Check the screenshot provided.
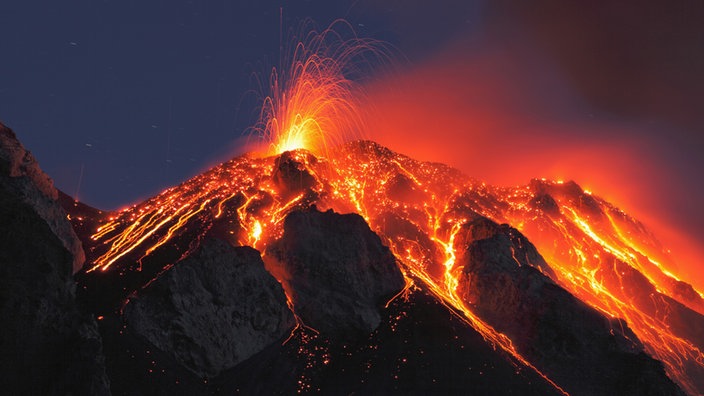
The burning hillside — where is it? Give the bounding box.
[61,137,702,395]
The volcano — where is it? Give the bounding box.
[2,121,703,395]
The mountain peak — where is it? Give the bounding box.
[52,138,704,395]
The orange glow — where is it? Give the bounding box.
[493,180,704,395]
[85,139,703,394]
[80,26,703,395]
[251,20,389,158]
[360,39,704,295]
[321,147,704,395]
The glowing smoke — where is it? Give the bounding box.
[359,33,704,291]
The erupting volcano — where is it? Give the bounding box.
[66,138,704,394]
[2,20,703,396]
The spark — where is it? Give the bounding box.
[250,19,392,158]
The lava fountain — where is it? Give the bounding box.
[250,19,391,157]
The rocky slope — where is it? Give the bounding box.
[125,239,295,378]
[456,216,683,395]
[267,207,406,336]
[0,123,109,395]
[3,125,697,394]
[0,125,85,273]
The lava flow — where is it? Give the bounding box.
[322,145,704,395]
[73,22,704,396]
[77,140,704,394]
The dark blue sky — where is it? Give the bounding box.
[1,0,702,254]
[0,0,483,208]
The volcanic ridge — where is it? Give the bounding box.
[1,122,703,395]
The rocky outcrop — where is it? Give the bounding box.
[267,207,406,336]
[272,150,319,198]
[455,216,684,396]
[125,238,295,378]
[0,123,109,395]
[0,124,85,272]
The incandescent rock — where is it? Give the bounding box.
[267,207,406,336]
[455,216,684,396]
[125,238,295,378]
[0,123,110,395]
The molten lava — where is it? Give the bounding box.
[80,141,704,395]
[75,22,704,396]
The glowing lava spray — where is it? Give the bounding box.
[251,19,392,157]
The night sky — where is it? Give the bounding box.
[2,0,482,209]
[2,1,703,278]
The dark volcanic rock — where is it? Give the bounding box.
[58,189,107,244]
[272,150,319,197]
[455,217,557,279]
[125,238,295,378]
[216,286,563,396]
[0,123,109,395]
[267,207,406,336]
[528,193,560,215]
[455,216,684,396]
[107,281,564,395]
[0,124,85,272]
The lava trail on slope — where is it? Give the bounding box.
[65,140,703,395]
